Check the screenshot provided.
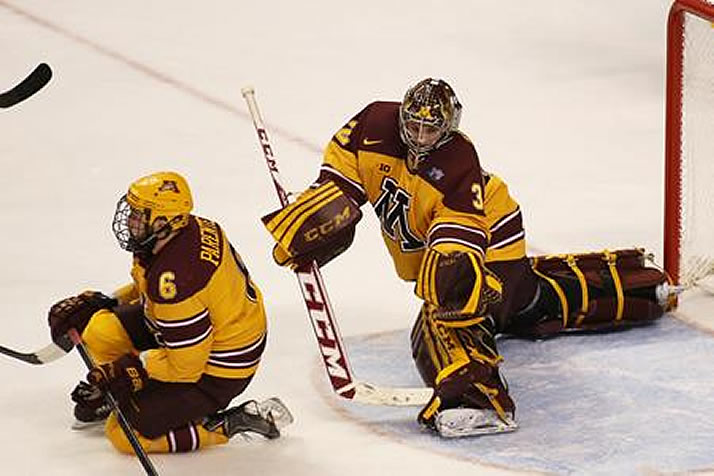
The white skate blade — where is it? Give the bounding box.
[258,397,294,430]
[435,408,518,438]
[71,418,106,430]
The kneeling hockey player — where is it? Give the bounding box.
[48,171,292,453]
[261,78,675,437]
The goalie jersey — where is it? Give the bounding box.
[318,101,526,281]
[130,216,267,382]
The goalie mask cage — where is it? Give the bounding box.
[665,0,714,287]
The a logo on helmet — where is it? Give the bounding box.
[159,180,180,193]
[416,106,435,120]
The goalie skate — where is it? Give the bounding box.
[435,408,518,438]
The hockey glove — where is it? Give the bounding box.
[87,353,148,406]
[416,249,502,323]
[262,181,362,271]
[48,290,118,344]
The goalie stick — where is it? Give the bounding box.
[0,63,52,108]
[241,86,434,407]
[67,329,159,476]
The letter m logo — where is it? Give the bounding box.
[373,177,424,252]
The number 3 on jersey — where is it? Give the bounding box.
[471,182,484,212]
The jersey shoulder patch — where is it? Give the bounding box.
[418,134,486,215]
[145,216,224,303]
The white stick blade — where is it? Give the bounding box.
[351,381,434,406]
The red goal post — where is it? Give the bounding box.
[665,0,714,287]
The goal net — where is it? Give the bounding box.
[665,0,714,291]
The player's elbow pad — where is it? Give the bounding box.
[416,249,503,321]
[262,181,362,270]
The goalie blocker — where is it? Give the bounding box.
[262,180,362,270]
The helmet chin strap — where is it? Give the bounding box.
[132,215,183,257]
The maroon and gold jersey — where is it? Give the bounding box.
[318,101,526,281]
[130,216,267,382]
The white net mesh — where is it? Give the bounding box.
[678,6,714,289]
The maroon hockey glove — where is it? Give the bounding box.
[87,353,148,405]
[48,291,118,344]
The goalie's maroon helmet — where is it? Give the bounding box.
[398,78,463,170]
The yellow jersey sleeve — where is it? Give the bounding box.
[145,296,213,382]
[318,107,372,205]
[482,174,526,262]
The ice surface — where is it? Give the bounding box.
[338,316,714,475]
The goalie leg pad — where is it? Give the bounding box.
[510,248,673,338]
[411,306,515,434]
[262,180,362,270]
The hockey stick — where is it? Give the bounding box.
[241,86,433,407]
[67,329,159,476]
[0,335,72,365]
[0,292,124,366]
[0,63,52,108]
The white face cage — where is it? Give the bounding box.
[112,194,153,253]
[398,78,463,167]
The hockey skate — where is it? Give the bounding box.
[434,407,518,438]
[70,381,112,429]
[203,397,293,440]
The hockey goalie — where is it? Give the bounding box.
[262,78,676,437]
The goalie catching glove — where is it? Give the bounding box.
[416,249,503,323]
[262,181,362,270]
[48,291,118,344]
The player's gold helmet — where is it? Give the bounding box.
[112,171,194,254]
[399,78,462,171]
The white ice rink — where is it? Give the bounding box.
[1,1,713,474]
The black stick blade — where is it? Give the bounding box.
[0,63,53,108]
[0,344,44,364]
[0,336,73,365]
